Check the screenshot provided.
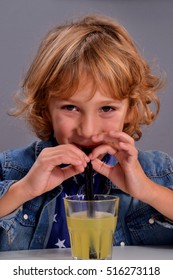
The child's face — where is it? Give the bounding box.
[49,79,129,150]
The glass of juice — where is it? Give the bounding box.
[64,194,119,260]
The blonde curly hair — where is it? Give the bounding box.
[12,15,163,141]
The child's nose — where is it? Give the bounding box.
[77,115,99,138]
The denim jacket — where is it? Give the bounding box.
[0,140,173,251]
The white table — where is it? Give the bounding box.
[0,246,172,260]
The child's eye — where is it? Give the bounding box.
[100,106,115,112]
[62,105,78,111]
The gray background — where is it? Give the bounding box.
[0,0,173,155]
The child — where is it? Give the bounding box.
[0,14,173,251]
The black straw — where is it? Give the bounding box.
[84,161,94,201]
[83,148,95,216]
[83,148,97,258]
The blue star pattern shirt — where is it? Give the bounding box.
[46,154,113,248]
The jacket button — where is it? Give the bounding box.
[23,214,28,220]
[149,217,155,224]
[120,241,126,246]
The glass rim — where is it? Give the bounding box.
[63,194,119,202]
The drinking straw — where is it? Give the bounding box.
[83,148,97,258]
[84,161,94,202]
[83,150,97,258]
[83,148,94,201]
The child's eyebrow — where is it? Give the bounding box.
[61,97,124,105]
[95,100,123,106]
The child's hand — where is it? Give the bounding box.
[22,144,89,199]
[90,131,150,200]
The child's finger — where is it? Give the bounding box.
[89,144,117,160]
[92,131,134,146]
[91,158,113,178]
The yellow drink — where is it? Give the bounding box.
[67,211,117,259]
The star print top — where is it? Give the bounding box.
[46,154,114,249]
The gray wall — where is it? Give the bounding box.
[0,0,173,155]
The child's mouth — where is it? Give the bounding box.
[72,143,96,154]
[82,147,93,155]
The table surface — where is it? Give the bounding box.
[0,246,172,260]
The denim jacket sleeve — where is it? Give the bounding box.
[119,150,173,246]
[0,140,53,200]
[138,150,173,188]
[108,150,173,246]
[0,140,52,200]
[0,140,62,251]
[0,144,37,230]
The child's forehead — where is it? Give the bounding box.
[49,71,126,102]
[60,85,125,105]
[76,82,109,98]
[68,75,122,101]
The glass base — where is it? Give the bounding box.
[72,255,112,260]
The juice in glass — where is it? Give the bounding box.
[64,195,119,260]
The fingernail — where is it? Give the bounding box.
[89,154,93,160]
[84,156,89,162]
